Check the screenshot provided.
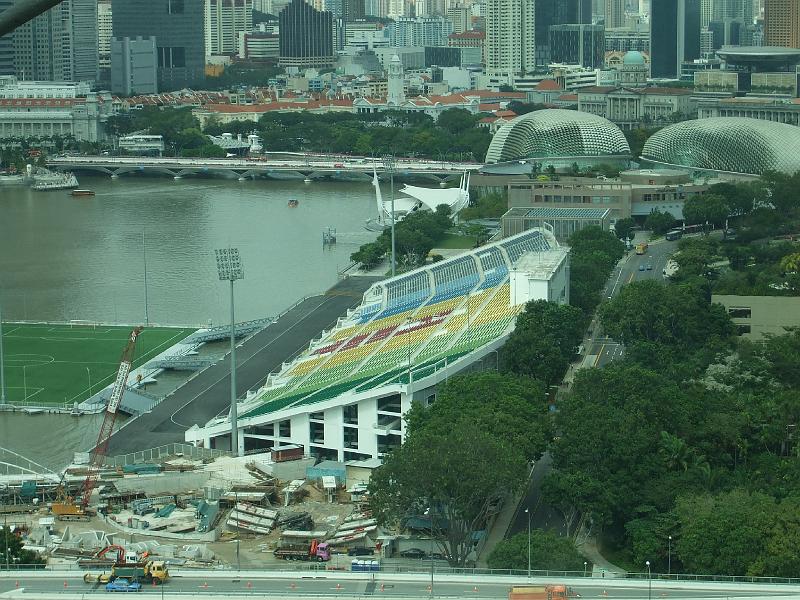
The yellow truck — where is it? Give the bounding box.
[83,561,170,585]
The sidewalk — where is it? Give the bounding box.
[578,536,628,578]
[476,483,527,567]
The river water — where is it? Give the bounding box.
[0,174,380,470]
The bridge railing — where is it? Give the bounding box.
[3,563,800,586]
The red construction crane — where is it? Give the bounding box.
[79,327,143,510]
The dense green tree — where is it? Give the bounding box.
[436,108,479,135]
[407,372,551,463]
[644,209,676,235]
[675,490,776,576]
[502,300,585,386]
[614,218,636,241]
[350,241,386,269]
[460,192,507,220]
[487,530,587,571]
[0,527,44,568]
[369,421,527,567]
[568,227,625,268]
[598,280,734,349]
[682,194,729,230]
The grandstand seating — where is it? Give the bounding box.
[241,229,555,419]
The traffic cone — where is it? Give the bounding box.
[14,581,19,588]
[473,585,479,593]
[290,582,297,590]
[247,581,253,589]
[380,583,385,592]
[427,584,432,592]
[203,582,208,589]
[336,583,343,590]
[601,590,608,597]
[63,580,68,589]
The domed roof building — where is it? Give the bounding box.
[485,109,631,170]
[623,50,646,65]
[641,117,800,176]
[620,50,649,84]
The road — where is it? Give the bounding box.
[106,276,379,455]
[0,572,792,599]
[588,238,678,368]
[507,236,680,543]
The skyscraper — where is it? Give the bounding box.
[650,0,700,79]
[533,0,592,67]
[13,0,98,82]
[205,0,253,57]
[278,0,335,68]
[485,0,535,76]
[604,0,625,27]
[112,0,205,91]
[0,0,14,76]
[98,0,113,78]
[764,0,800,48]
[713,0,753,23]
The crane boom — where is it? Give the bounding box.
[80,327,142,509]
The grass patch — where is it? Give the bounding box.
[0,324,195,406]
[434,233,478,250]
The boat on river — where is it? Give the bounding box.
[71,189,95,197]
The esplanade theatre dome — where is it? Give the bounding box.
[641,117,800,176]
[485,109,631,164]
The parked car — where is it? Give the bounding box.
[399,548,427,559]
[646,264,653,271]
[638,264,646,271]
[106,578,142,592]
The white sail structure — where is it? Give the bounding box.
[365,168,471,231]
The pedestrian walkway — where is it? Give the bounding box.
[476,484,527,567]
[578,536,628,578]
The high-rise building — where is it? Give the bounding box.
[549,24,605,68]
[485,0,535,76]
[204,0,253,57]
[389,16,453,46]
[98,1,113,80]
[278,0,335,68]
[650,0,701,79]
[700,0,712,27]
[13,0,98,82]
[111,35,158,94]
[713,0,753,23]
[112,0,205,91]
[604,0,625,28]
[0,0,15,76]
[535,0,592,64]
[764,0,800,48]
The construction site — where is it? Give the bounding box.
[0,325,434,579]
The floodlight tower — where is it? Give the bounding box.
[215,247,244,456]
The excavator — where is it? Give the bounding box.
[51,327,143,521]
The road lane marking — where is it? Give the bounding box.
[593,344,605,367]
[627,272,635,284]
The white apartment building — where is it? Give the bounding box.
[205,0,254,58]
[389,16,453,46]
[485,0,535,76]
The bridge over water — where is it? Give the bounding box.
[46,155,482,183]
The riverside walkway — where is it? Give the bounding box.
[106,276,379,455]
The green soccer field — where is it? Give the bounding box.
[0,323,196,407]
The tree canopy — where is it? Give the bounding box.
[368,372,551,567]
[487,530,588,572]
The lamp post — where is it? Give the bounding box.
[383,155,396,277]
[0,299,5,403]
[525,508,531,579]
[86,367,92,398]
[646,560,651,600]
[668,535,672,576]
[215,247,244,457]
[583,561,588,577]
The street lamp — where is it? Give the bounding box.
[86,367,92,398]
[383,155,396,277]
[215,247,244,457]
[583,561,588,577]
[668,535,672,576]
[525,508,531,579]
[645,560,651,600]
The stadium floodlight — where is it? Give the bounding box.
[215,247,244,456]
[383,155,396,277]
